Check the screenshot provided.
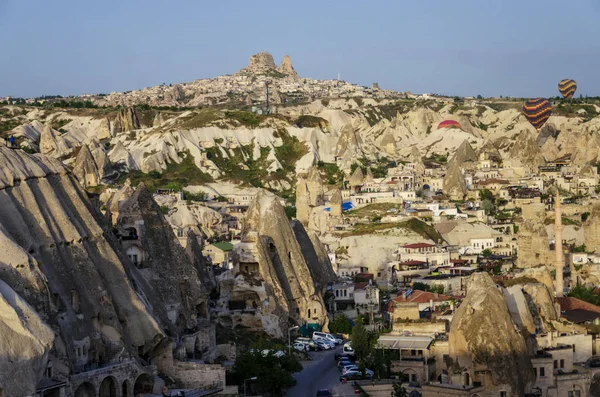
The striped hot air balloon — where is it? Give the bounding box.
[522,98,552,130]
[438,120,461,129]
[558,79,577,99]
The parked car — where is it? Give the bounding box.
[315,340,332,350]
[293,342,309,352]
[340,370,373,382]
[295,337,317,351]
[316,389,332,397]
[337,359,353,370]
[343,366,374,377]
[334,352,355,362]
[314,331,343,345]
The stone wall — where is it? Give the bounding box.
[166,361,226,390]
[392,320,447,335]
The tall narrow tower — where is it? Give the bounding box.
[554,189,564,297]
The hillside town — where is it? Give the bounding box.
[4,45,600,397]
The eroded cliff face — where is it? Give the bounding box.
[291,220,337,288]
[238,190,330,337]
[0,148,164,386]
[0,279,54,397]
[449,273,534,396]
[117,184,209,333]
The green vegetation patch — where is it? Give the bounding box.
[316,161,344,186]
[123,151,213,192]
[178,109,221,129]
[205,141,271,187]
[294,115,328,128]
[346,203,399,218]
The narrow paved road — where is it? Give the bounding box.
[287,346,345,397]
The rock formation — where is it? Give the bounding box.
[349,167,364,188]
[117,184,209,332]
[0,148,165,388]
[517,219,552,268]
[112,107,140,133]
[0,279,54,397]
[236,52,277,75]
[278,55,298,78]
[449,140,477,169]
[165,84,185,103]
[236,190,330,337]
[291,220,337,288]
[449,273,534,396]
[39,124,70,156]
[153,112,165,127]
[72,144,102,187]
[330,188,343,218]
[584,201,600,252]
[443,160,466,200]
[185,231,216,292]
[295,167,325,226]
[509,130,546,169]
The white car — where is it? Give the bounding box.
[315,340,332,350]
[293,342,309,352]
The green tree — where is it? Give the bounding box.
[481,199,495,216]
[429,284,445,295]
[481,248,493,257]
[479,188,494,201]
[351,316,371,361]
[412,282,428,291]
[568,284,600,306]
[232,346,302,397]
[582,212,591,223]
[329,313,353,335]
[391,383,408,397]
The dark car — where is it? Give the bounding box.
[340,371,372,382]
[316,389,332,397]
[337,359,353,370]
[335,352,354,361]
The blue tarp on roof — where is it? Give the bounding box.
[324,201,354,212]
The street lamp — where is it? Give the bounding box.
[288,325,299,355]
[244,376,257,397]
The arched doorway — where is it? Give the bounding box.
[122,380,131,397]
[402,369,420,387]
[99,376,118,397]
[133,374,154,395]
[74,382,96,397]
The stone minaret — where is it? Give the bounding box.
[554,189,564,297]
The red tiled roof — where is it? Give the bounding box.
[556,297,600,314]
[402,243,436,249]
[478,178,509,185]
[354,282,369,290]
[391,290,452,304]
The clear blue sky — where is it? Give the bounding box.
[1,0,599,98]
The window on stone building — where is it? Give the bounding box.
[344,290,347,297]
[308,309,311,318]
[335,290,339,297]
[553,360,558,369]
[560,359,564,368]
[540,367,545,377]
[500,392,506,397]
